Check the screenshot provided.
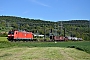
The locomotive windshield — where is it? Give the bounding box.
[8,31,14,34]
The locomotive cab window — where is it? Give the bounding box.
[16,32,17,34]
[8,31,14,34]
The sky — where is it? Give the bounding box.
[0,0,90,21]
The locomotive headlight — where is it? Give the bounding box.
[8,35,10,36]
[8,35,14,36]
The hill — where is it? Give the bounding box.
[0,16,90,40]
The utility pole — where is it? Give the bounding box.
[54,23,57,36]
[58,22,59,36]
[63,27,65,37]
[44,24,46,40]
[60,21,63,35]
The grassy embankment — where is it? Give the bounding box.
[0,37,90,54]
[0,37,90,60]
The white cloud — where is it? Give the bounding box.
[23,11,29,14]
[30,0,51,7]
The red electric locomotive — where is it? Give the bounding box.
[7,30,33,41]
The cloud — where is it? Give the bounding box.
[30,0,51,7]
[23,11,29,14]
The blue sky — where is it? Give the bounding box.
[0,0,90,21]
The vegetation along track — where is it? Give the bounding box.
[0,37,90,60]
[0,47,90,60]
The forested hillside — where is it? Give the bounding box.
[0,16,90,40]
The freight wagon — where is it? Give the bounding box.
[50,36,68,41]
[7,30,34,41]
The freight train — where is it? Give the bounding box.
[7,30,68,42]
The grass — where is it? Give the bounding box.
[0,37,7,41]
[0,37,90,53]
[0,37,90,60]
[0,47,90,60]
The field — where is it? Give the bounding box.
[0,37,90,60]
